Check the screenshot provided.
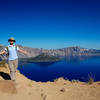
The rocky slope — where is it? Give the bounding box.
[0,64,100,100]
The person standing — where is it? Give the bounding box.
[0,37,27,82]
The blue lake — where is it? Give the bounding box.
[18,56,100,82]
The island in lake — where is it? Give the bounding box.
[19,53,61,64]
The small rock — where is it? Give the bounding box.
[98,83,100,85]
[28,92,32,95]
[63,83,66,85]
[41,93,44,97]
[60,88,66,92]
[43,95,47,100]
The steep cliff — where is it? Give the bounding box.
[0,45,100,60]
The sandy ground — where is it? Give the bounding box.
[0,64,100,100]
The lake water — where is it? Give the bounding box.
[18,56,100,82]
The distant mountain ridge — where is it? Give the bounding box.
[0,44,100,60]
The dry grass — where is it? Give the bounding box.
[87,73,95,84]
[0,60,7,68]
[71,79,80,83]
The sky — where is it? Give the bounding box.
[0,0,100,49]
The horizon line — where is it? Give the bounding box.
[0,43,100,50]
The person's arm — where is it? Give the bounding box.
[0,51,6,55]
[18,49,28,55]
[17,46,28,55]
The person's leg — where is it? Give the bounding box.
[14,59,18,69]
[8,60,16,81]
[13,59,18,81]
